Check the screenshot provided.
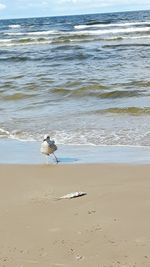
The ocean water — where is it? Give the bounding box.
[0,10,150,149]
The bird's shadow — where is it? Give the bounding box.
[58,157,79,163]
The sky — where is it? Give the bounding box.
[0,0,150,19]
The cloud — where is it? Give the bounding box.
[57,0,150,13]
[2,0,150,19]
[59,0,77,3]
[0,3,6,10]
[57,0,150,7]
[13,0,150,13]
[59,0,150,3]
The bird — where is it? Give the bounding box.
[40,134,59,164]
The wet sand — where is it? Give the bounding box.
[0,163,150,267]
[1,139,150,164]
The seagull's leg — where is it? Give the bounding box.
[46,155,49,164]
[52,153,59,164]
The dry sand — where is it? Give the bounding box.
[0,163,150,267]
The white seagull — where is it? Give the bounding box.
[40,134,59,164]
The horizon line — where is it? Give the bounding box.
[0,8,150,21]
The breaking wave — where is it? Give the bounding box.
[8,24,21,29]
[0,127,150,147]
[1,22,150,47]
[74,27,150,35]
[94,107,150,115]
[0,93,36,101]
[0,37,52,47]
[51,87,142,99]
[74,21,150,29]
[1,12,150,150]
[5,30,60,36]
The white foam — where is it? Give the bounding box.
[9,24,21,29]
[0,39,52,47]
[1,128,150,148]
[123,35,150,39]
[74,21,150,30]
[74,27,150,36]
[0,39,13,43]
[7,26,150,38]
[0,128,9,135]
[6,30,60,36]
[0,128,35,141]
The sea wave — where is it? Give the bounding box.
[5,30,60,36]
[74,27,150,36]
[0,37,52,47]
[0,128,9,136]
[8,24,21,29]
[0,12,150,151]
[0,128,35,141]
[0,127,150,147]
[5,26,150,38]
[51,87,141,98]
[0,93,36,100]
[94,107,150,115]
[74,21,150,29]
[1,26,150,47]
[122,35,150,39]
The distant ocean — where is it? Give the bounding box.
[0,10,150,148]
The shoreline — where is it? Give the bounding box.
[1,163,150,266]
[0,138,150,164]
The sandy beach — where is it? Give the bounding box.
[0,163,150,267]
[1,9,150,267]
